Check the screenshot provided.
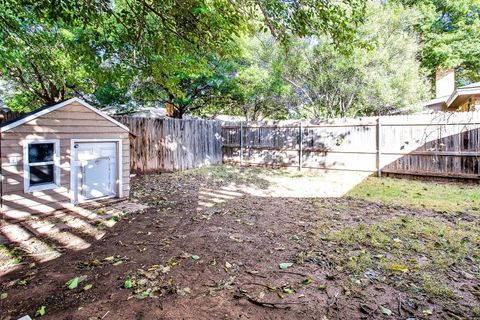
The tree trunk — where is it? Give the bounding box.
[166,94,184,119]
[172,106,184,119]
[166,101,175,117]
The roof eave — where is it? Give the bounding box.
[446,88,480,108]
[0,98,130,133]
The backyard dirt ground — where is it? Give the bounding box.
[1,166,480,320]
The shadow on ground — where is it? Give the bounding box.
[1,167,479,320]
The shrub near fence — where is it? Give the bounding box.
[114,116,222,173]
[222,111,480,179]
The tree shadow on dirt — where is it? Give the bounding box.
[1,169,479,320]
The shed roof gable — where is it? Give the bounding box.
[0,98,130,133]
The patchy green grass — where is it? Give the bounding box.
[346,176,480,213]
[184,165,270,188]
[182,165,323,189]
[321,216,480,299]
[0,244,23,271]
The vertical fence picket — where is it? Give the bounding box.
[112,116,223,173]
[221,112,480,179]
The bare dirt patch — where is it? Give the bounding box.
[1,166,479,319]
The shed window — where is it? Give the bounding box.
[23,140,60,192]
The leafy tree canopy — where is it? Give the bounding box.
[0,0,366,114]
[399,0,480,83]
[204,2,429,119]
[192,34,292,121]
[0,0,102,110]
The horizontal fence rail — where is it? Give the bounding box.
[114,116,223,173]
[222,112,480,179]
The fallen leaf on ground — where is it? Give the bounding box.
[379,305,392,316]
[18,279,27,286]
[267,284,276,291]
[36,305,46,317]
[124,278,133,289]
[388,264,409,273]
[180,252,191,259]
[282,287,295,294]
[229,235,243,243]
[279,262,293,269]
[177,287,191,296]
[137,289,150,299]
[66,276,87,290]
[423,309,433,316]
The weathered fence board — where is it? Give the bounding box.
[222,111,480,178]
[114,117,222,173]
[3,107,480,178]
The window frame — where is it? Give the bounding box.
[23,139,61,192]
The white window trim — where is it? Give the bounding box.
[23,139,61,193]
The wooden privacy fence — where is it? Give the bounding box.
[3,109,480,178]
[114,116,222,173]
[222,111,480,179]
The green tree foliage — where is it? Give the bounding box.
[106,0,365,118]
[205,2,429,119]
[0,1,103,110]
[0,0,366,116]
[399,0,480,83]
[227,54,290,121]
[282,2,430,118]
[194,35,292,121]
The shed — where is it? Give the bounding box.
[0,98,130,220]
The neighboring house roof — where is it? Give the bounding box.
[214,114,247,121]
[459,81,480,89]
[128,107,167,118]
[103,106,168,118]
[0,98,130,133]
[424,95,449,107]
[446,82,480,108]
[424,82,480,110]
[104,105,199,119]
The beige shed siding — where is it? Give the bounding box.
[1,101,130,220]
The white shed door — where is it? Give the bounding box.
[75,142,117,200]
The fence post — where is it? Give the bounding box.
[298,122,303,171]
[377,117,382,177]
[240,122,244,166]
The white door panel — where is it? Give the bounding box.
[73,142,118,202]
[83,157,111,199]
